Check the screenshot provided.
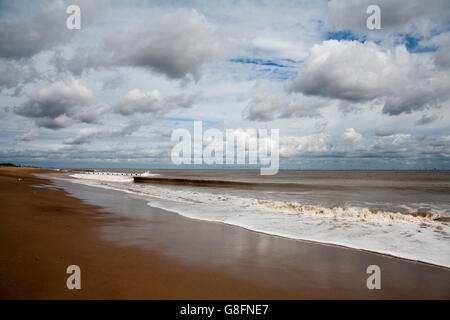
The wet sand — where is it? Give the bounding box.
[1,167,449,299]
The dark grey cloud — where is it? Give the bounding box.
[382,80,450,115]
[279,99,325,119]
[0,0,107,60]
[14,128,40,141]
[434,48,450,69]
[57,10,223,80]
[0,107,7,119]
[107,10,222,80]
[63,128,100,145]
[113,89,199,116]
[244,92,323,122]
[63,116,152,145]
[375,127,396,137]
[422,32,450,69]
[102,75,124,91]
[53,49,111,76]
[76,110,103,124]
[415,114,439,126]
[110,116,152,137]
[14,77,93,129]
[329,0,450,30]
[166,92,201,109]
[0,60,23,89]
[35,115,72,129]
[244,92,283,121]
[0,1,69,60]
[0,59,40,92]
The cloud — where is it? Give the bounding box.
[76,110,103,124]
[14,76,93,128]
[111,116,152,137]
[286,40,450,116]
[0,0,108,60]
[15,128,40,141]
[0,59,40,91]
[0,60,23,89]
[279,129,364,157]
[0,107,7,119]
[342,128,363,142]
[0,1,448,169]
[114,89,198,116]
[276,131,450,167]
[166,92,201,109]
[102,75,124,91]
[0,145,165,165]
[110,10,223,80]
[0,1,69,60]
[420,31,450,67]
[375,127,396,137]
[244,91,323,122]
[279,97,327,119]
[114,89,164,116]
[328,0,450,31]
[285,40,413,101]
[35,114,72,129]
[63,128,100,145]
[244,92,283,121]
[415,114,439,126]
[382,77,450,115]
[279,134,330,157]
[63,115,152,145]
[60,10,224,80]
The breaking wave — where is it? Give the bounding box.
[253,200,445,224]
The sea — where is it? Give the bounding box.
[50,169,450,268]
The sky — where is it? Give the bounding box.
[0,0,449,169]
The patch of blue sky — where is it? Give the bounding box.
[325,30,367,42]
[240,67,297,82]
[228,56,299,81]
[261,68,297,81]
[396,34,438,53]
[419,128,450,136]
[164,117,218,125]
[229,57,291,68]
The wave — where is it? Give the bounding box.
[72,173,449,223]
[133,176,343,190]
[132,176,450,194]
[253,200,445,223]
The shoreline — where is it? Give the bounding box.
[1,167,450,299]
[65,170,450,269]
[0,167,296,299]
[213,221,450,271]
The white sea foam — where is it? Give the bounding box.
[70,173,134,183]
[253,200,441,223]
[141,171,159,177]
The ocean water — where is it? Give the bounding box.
[61,169,450,267]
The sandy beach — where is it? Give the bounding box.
[1,167,449,299]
